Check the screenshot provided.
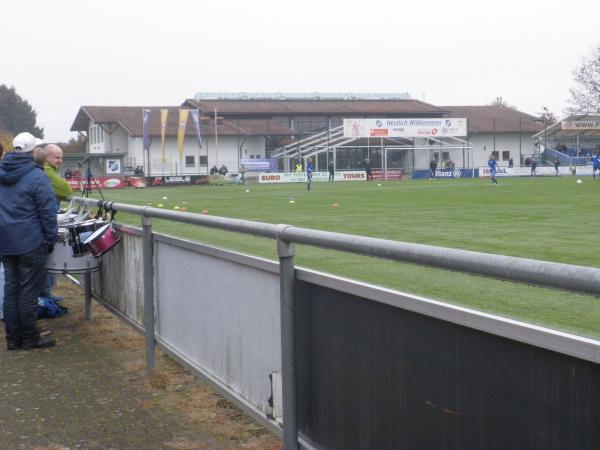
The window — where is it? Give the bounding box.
[199,155,208,165]
[442,152,450,162]
[492,151,500,160]
[502,151,510,161]
[294,115,329,134]
[185,155,195,168]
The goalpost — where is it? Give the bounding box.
[384,145,476,179]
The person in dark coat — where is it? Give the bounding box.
[0,132,58,350]
[429,159,438,179]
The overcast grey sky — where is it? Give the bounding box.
[3,0,599,142]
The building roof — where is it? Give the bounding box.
[182,98,447,116]
[440,106,544,134]
[194,92,413,100]
[70,106,295,136]
[532,114,600,139]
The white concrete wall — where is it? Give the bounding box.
[240,136,265,160]
[110,128,129,155]
[126,136,145,169]
[411,133,538,169]
[468,132,536,167]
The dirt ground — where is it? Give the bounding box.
[41,279,282,450]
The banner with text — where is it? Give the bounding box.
[241,158,278,172]
[413,168,476,179]
[258,171,367,183]
[343,118,467,138]
[561,119,600,130]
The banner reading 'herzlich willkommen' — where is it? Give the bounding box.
[343,118,467,138]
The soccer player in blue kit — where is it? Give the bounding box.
[306,158,314,191]
[592,151,600,180]
[487,155,499,185]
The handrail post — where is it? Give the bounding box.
[278,236,298,450]
[84,263,92,320]
[142,214,156,372]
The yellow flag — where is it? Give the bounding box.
[177,109,189,162]
[160,109,169,162]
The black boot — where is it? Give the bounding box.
[22,336,56,350]
[6,340,22,351]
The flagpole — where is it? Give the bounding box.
[214,108,219,166]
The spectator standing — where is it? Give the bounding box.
[239,165,247,185]
[530,158,537,177]
[295,162,302,172]
[554,158,561,176]
[328,161,334,182]
[64,168,72,179]
[40,145,72,299]
[218,164,228,176]
[364,159,374,181]
[43,144,73,210]
[508,157,514,168]
[429,159,438,179]
[0,132,58,350]
[0,143,3,320]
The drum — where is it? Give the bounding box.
[66,220,105,257]
[84,223,121,257]
[47,229,101,274]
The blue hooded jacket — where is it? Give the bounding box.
[0,152,58,255]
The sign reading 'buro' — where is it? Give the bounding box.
[258,171,367,183]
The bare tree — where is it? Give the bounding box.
[537,106,558,125]
[567,43,600,114]
[489,96,516,109]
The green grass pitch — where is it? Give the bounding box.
[88,176,600,339]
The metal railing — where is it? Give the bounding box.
[71,196,600,450]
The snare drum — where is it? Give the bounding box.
[84,223,121,257]
[66,220,105,257]
[47,229,101,273]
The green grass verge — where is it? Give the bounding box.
[87,176,600,339]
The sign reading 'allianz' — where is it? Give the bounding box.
[343,118,468,138]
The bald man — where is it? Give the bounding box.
[40,144,73,301]
[43,144,73,208]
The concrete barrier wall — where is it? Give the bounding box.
[91,223,600,449]
[153,235,282,415]
[294,277,600,450]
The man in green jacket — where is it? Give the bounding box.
[40,144,73,301]
[43,144,73,208]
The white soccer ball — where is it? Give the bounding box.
[577,179,582,184]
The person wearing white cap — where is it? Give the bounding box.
[0,132,58,350]
[0,142,4,320]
